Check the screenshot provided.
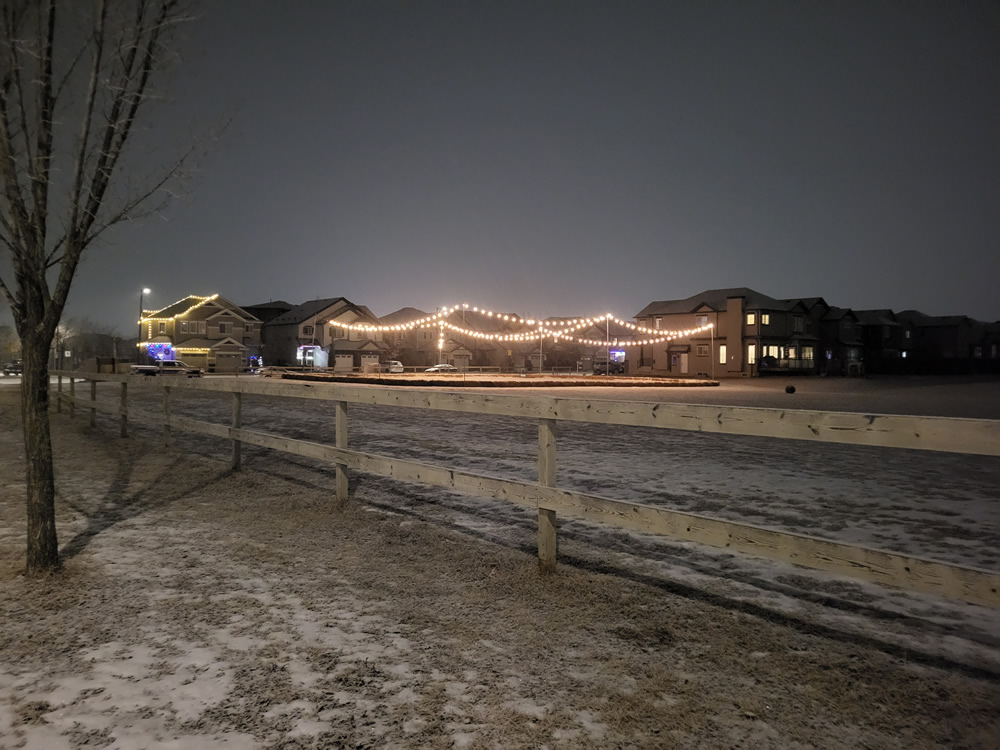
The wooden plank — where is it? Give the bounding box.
[120,382,128,438]
[335,401,348,505]
[158,416,1000,607]
[538,419,558,573]
[100,375,999,456]
[231,392,242,470]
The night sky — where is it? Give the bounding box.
[6,0,999,330]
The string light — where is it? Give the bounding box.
[329,302,713,347]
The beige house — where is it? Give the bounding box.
[634,287,824,377]
[139,294,261,373]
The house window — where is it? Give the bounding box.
[747,343,756,365]
[218,322,231,335]
[158,322,165,334]
[761,313,771,326]
[654,317,662,329]
[696,344,709,357]
[695,315,708,327]
[180,321,188,333]
[746,313,756,326]
[719,344,727,365]
[974,346,983,358]
[244,324,253,334]
[905,330,911,339]
[793,316,804,333]
[802,346,814,360]
[787,347,796,359]
[766,345,779,358]
[302,325,314,336]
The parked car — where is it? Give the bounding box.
[425,363,458,372]
[387,360,405,373]
[130,360,202,377]
[2,360,23,376]
[593,361,625,375]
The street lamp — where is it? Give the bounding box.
[137,287,150,363]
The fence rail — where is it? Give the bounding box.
[51,371,1000,607]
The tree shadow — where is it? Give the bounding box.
[58,446,231,561]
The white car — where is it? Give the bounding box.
[425,363,458,372]
[387,360,404,373]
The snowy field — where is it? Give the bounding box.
[1,375,999,748]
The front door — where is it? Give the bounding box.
[680,353,689,374]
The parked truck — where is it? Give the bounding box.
[130,360,202,377]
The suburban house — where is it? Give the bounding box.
[139,294,261,373]
[854,309,905,374]
[895,311,990,374]
[819,307,865,375]
[634,288,824,377]
[262,297,389,369]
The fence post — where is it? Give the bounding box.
[57,375,62,414]
[69,377,76,419]
[232,391,242,471]
[120,381,128,438]
[538,418,558,574]
[89,379,97,427]
[335,400,348,505]
[163,386,172,446]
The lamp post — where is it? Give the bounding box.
[137,287,150,363]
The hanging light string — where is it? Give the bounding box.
[331,302,713,347]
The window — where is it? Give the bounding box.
[695,315,708,326]
[802,346,814,360]
[793,316,804,333]
[696,344,709,357]
[244,323,253,334]
[747,343,756,365]
[180,321,188,333]
[654,317,662,330]
[787,347,796,359]
[218,322,231,335]
[746,313,756,326]
[766,345,779,358]
[719,344,727,365]
[158,322,165,334]
[761,313,771,326]
[302,325,314,336]
[974,346,983,358]
[905,330,911,339]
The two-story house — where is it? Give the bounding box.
[139,294,261,373]
[895,311,989,374]
[634,287,822,377]
[262,297,388,369]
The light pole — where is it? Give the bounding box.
[137,287,150,363]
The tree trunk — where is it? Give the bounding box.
[20,334,60,574]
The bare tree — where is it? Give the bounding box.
[0,0,190,575]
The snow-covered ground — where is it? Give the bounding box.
[1,376,999,747]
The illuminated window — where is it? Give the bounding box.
[761,313,771,325]
[697,345,709,357]
[747,343,756,364]
[787,347,796,359]
[766,345,779,358]
[654,317,662,329]
[696,315,708,326]
[158,322,165,334]
[746,313,756,326]
[719,344,727,365]
[802,346,814,360]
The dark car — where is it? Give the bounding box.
[593,361,625,375]
[2,360,23,376]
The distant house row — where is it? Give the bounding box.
[634,287,1000,377]
[135,288,1000,376]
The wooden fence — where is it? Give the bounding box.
[51,372,1000,607]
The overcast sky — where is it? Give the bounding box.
[5,0,998,331]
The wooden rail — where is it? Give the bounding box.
[51,372,1000,607]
